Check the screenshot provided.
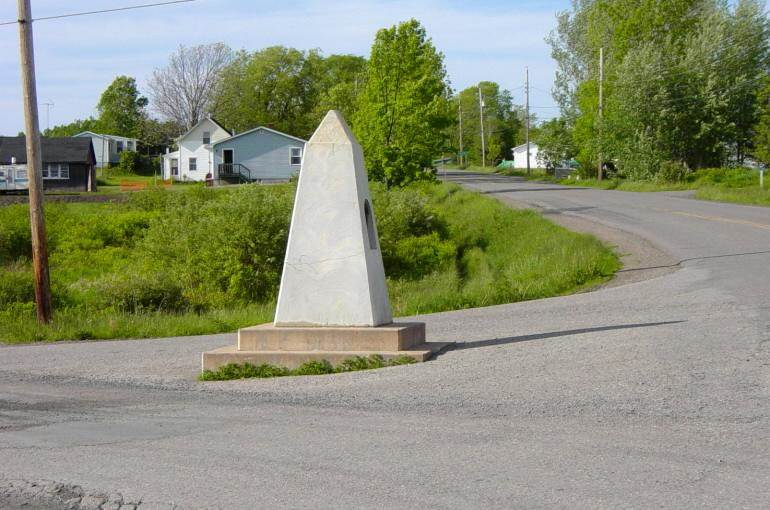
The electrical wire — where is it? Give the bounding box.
[0,0,195,26]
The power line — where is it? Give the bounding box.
[0,0,195,26]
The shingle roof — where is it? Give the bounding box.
[0,136,95,164]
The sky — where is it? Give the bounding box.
[0,0,570,135]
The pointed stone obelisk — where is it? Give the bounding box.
[274,110,392,327]
[201,111,451,371]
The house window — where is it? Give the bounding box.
[189,158,197,171]
[116,141,124,153]
[127,141,134,151]
[43,163,69,180]
[203,132,211,144]
[290,147,302,165]
[16,168,27,180]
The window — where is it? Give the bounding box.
[290,147,302,165]
[16,168,27,180]
[116,141,124,153]
[189,158,197,171]
[203,131,211,145]
[127,141,134,151]
[43,163,69,180]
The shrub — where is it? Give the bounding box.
[656,161,689,183]
[0,205,31,263]
[91,270,187,313]
[0,265,35,306]
[115,151,155,175]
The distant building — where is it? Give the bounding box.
[161,117,306,183]
[73,131,138,168]
[511,143,541,169]
[212,126,306,183]
[161,117,231,181]
[0,136,96,192]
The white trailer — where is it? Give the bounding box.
[0,164,29,192]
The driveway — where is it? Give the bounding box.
[1,172,768,509]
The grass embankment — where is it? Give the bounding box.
[0,182,619,344]
[499,166,770,206]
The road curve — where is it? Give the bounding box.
[1,172,768,509]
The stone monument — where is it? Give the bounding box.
[202,111,451,371]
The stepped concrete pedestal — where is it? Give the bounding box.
[201,322,452,370]
[202,111,451,372]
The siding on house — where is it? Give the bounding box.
[0,136,96,192]
[512,143,540,169]
[213,128,306,181]
[73,132,137,168]
[165,118,230,181]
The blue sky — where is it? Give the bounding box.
[0,0,569,135]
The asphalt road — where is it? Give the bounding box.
[1,172,768,509]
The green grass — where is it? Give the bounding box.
[498,167,770,207]
[0,182,620,344]
[199,354,416,381]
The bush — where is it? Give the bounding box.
[656,161,689,183]
[0,205,31,263]
[90,270,187,313]
[0,265,35,306]
[115,151,155,175]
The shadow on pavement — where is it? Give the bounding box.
[482,187,589,194]
[451,321,686,351]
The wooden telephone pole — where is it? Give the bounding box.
[598,47,604,181]
[525,66,531,175]
[478,84,486,168]
[17,0,53,323]
[458,101,464,167]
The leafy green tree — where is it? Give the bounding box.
[547,0,769,177]
[535,118,576,168]
[753,77,770,166]
[313,54,367,127]
[211,46,324,138]
[353,19,452,186]
[96,76,148,137]
[43,118,100,137]
[453,82,522,166]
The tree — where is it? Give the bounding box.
[43,118,100,137]
[753,77,770,166]
[148,43,233,131]
[536,118,576,168]
[353,19,452,186]
[313,54,367,126]
[138,117,183,155]
[453,82,522,166]
[548,0,770,177]
[97,76,148,137]
[211,46,324,138]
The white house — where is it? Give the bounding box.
[161,117,231,181]
[511,143,541,169]
[73,131,138,168]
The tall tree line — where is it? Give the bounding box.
[547,0,770,179]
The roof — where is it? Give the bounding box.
[178,116,231,141]
[74,131,137,142]
[213,125,307,146]
[512,143,539,152]
[0,136,96,164]
[162,150,180,159]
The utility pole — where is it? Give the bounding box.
[598,47,604,181]
[17,0,53,324]
[478,84,486,168]
[42,101,53,132]
[525,66,531,175]
[458,101,464,167]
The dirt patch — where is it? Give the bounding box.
[0,194,127,206]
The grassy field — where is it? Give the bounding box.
[498,167,770,206]
[0,182,619,344]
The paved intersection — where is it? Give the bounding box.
[1,172,768,508]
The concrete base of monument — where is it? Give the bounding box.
[201,322,453,371]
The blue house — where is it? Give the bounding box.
[212,126,306,183]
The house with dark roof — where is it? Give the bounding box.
[0,136,97,192]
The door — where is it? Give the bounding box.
[221,149,234,176]
[171,158,179,177]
